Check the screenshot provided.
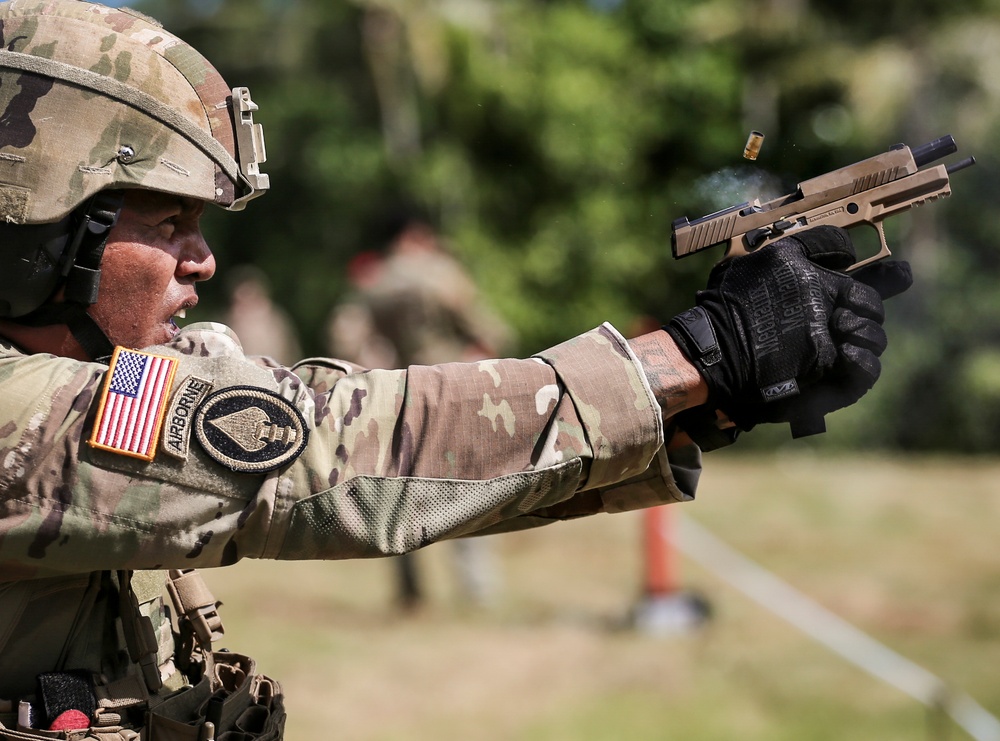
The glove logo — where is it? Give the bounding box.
[194,386,309,473]
[762,379,799,401]
[747,283,781,357]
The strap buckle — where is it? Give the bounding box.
[167,570,226,656]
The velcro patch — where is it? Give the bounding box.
[194,386,308,473]
[89,347,179,461]
[0,184,30,224]
[161,375,214,461]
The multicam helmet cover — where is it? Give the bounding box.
[0,0,268,226]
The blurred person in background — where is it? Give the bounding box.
[221,265,302,366]
[0,1,910,739]
[328,209,513,611]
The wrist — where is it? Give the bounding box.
[627,330,709,416]
[664,304,747,414]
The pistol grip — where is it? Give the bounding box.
[789,415,827,439]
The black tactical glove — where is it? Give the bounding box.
[665,226,911,437]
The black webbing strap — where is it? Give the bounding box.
[62,191,124,306]
[14,191,124,362]
[15,303,116,363]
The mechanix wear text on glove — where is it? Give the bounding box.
[665,225,911,436]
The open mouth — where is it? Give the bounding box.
[168,307,188,333]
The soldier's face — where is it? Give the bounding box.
[88,190,216,349]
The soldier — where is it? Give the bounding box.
[0,1,910,739]
[328,213,513,611]
[221,265,302,366]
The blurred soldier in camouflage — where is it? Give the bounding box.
[222,265,301,366]
[0,1,910,739]
[328,214,514,611]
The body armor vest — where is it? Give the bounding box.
[0,570,285,740]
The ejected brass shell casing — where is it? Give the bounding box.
[743,130,765,160]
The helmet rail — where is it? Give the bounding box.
[0,50,268,210]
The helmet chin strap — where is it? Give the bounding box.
[17,303,117,362]
[14,191,125,363]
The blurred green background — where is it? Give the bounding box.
[128,0,1000,453]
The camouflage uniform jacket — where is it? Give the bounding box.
[0,321,700,699]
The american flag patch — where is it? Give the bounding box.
[89,347,179,461]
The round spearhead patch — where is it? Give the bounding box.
[194,386,309,473]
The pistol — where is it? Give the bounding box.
[671,135,975,438]
[672,135,975,271]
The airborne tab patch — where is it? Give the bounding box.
[89,347,179,461]
[194,386,309,473]
[161,375,214,461]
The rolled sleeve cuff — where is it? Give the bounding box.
[534,322,664,489]
[595,443,701,512]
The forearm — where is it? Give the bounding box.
[627,329,708,419]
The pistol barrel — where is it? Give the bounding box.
[911,135,958,167]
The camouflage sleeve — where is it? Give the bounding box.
[0,322,697,577]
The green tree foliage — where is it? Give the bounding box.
[135,0,1000,452]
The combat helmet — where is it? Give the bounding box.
[0,0,268,356]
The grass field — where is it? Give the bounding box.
[200,452,1000,740]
